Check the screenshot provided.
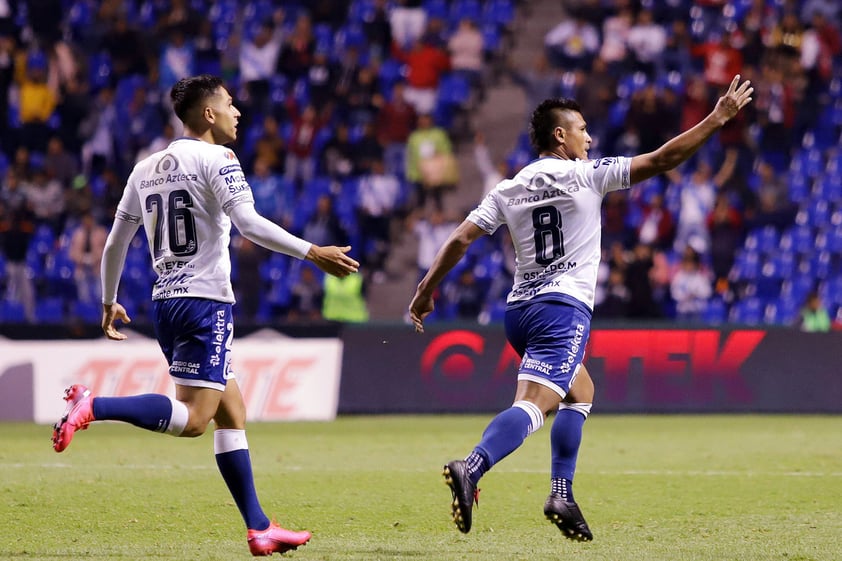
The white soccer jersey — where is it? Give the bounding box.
[467,155,631,310]
[115,138,254,303]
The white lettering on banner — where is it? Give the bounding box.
[2,339,342,423]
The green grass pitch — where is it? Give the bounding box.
[2,415,841,561]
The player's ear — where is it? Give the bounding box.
[554,126,564,144]
[203,106,215,123]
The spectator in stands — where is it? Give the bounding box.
[25,163,64,236]
[797,290,831,332]
[302,194,349,249]
[306,49,338,114]
[544,13,599,71]
[707,193,744,287]
[670,246,713,322]
[374,81,417,175]
[658,20,694,77]
[322,272,369,322]
[251,115,287,174]
[240,13,285,117]
[249,156,291,226]
[626,9,668,78]
[405,113,457,211]
[357,157,401,283]
[79,85,116,176]
[343,63,380,126]
[320,122,355,180]
[637,192,675,251]
[351,121,385,176]
[508,53,560,127]
[392,35,450,115]
[599,4,633,75]
[0,169,36,322]
[18,51,57,152]
[577,56,617,148]
[448,18,485,98]
[232,236,269,323]
[473,132,507,198]
[361,0,393,61]
[625,83,680,154]
[691,30,744,96]
[389,0,426,49]
[288,265,325,321]
[44,136,79,190]
[101,15,148,80]
[444,269,484,320]
[595,267,630,318]
[158,26,195,94]
[669,158,731,255]
[68,211,107,305]
[753,60,797,163]
[626,242,662,318]
[277,11,315,81]
[411,207,457,281]
[285,104,323,190]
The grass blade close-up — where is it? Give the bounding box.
[1,415,841,561]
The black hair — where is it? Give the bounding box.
[528,98,583,153]
[170,74,225,122]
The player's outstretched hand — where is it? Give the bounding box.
[306,245,360,277]
[102,302,131,341]
[408,291,434,333]
[713,74,753,125]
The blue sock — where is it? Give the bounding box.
[550,408,587,500]
[214,430,270,531]
[92,395,174,432]
[470,406,533,484]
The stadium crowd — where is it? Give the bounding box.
[0,0,840,327]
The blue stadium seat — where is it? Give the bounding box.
[701,297,728,325]
[764,299,800,325]
[72,301,102,323]
[729,297,764,325]
[36,298,65,323]
[450,0,482,23]
[779,225,813,254]
[0,300,26,322]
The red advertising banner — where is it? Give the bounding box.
[340,325,842,413]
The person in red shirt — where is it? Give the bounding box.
[692,32,744,96]
[374,81,417,175]
[392,36,450,115]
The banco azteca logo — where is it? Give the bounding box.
[155,154,179,174]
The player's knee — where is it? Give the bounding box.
[180,418,211,437]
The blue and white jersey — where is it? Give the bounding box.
[116,138,254,302]
[467,155,631,310]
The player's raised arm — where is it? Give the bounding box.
[228,202,359,277]
[409,220,486,332]
[629,74,753,185]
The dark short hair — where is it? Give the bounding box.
[170,74,224,122]
[529,98,582,152]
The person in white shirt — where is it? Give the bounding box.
[51,74,359,556]
[410,75,752,540]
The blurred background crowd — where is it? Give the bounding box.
[0,0,840,329]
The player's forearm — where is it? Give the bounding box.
[230,204,312,259]
[417,241,469,297]
[101,231,130,305]
[650,114,722,172]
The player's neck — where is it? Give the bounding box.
[542,148,572,161]
[181,125,216,144]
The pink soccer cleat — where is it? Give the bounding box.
[247,521,311,556]
[52,384,95,452]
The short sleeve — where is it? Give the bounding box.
[206,148,255,214]
[585,156,631,196]
[466,190,504,234]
